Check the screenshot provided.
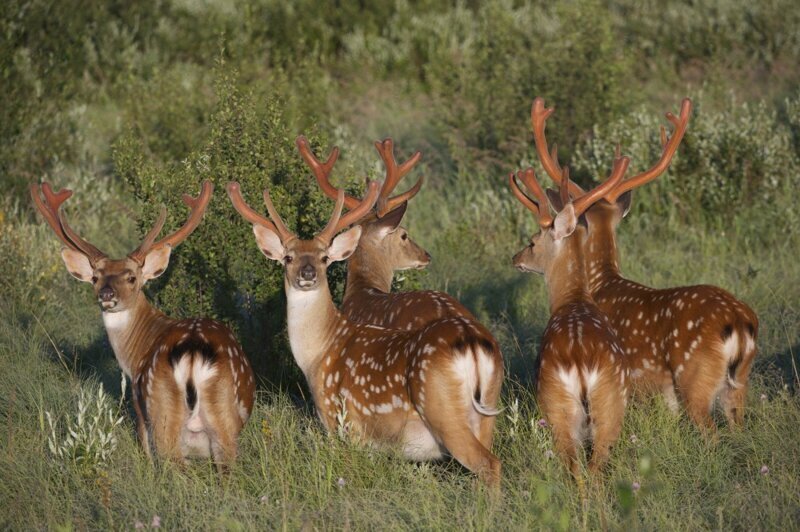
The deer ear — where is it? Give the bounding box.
[142,246,172,281]
[552,203,577,241]
[253,225,285,263]
[375,202,407,237]
[61,248,94,282]
[328,226,362,262]
[617,190,633,218]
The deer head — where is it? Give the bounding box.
[297,136,430,273]
[226,180,380,291]
[510,161,628,274]
[31,181,213,313]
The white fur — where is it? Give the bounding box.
[401,419,444,461]
[285,285,332,375]
[102,309,131,330]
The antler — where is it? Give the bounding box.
[128,180,214,263]
[571,156,630,217]
[316,180,380,243]
[227,182,297,243]
[296,136,361,210]
[509,168,554,228]
[374,138,423,217]
[603,98,692,202]
[530,98,586,198]
[30,182,107,263]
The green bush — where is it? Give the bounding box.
[115,69,364,381]
[571,92,800,225]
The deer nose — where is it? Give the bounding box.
[98,286,116,302]
[299,264,317,281]
[425,252,432,262]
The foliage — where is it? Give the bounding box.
[45,383,125,475]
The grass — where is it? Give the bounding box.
[1,185,799,529]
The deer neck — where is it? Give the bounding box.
[584,218,623,292]
[285,279,345,377]
[344,242,394,297]
[101,293,172,378]
[544,229,592,312]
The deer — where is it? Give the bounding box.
[30,181,255,467]
[227,177,504,487]
[297,135,479,330]
[530,96,758,430]
[510,154,630,477]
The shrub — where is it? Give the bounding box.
[571,92,800,224]
[115,68,363,381]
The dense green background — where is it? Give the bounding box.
[1,0,798,529]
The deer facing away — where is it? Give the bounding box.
[531,97,758,429]
[227,177,504,487]
[298,136,479,330]
[510,155,631,476]
[31,181,255,467]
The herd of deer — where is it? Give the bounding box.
[31,96,757,488]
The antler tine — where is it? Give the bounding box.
[147,180,214,251]
[573,156,630,217]
[262,188,297,243]
[227,181,281,234]
[531,97,586,197]
[605,98,692,202]
[30,184,74,248]
[335,180,381,233]
[559,167,571,207]
[316,190,346,244]
[296,135,361,210]
[374,138,423,217]
[32,182,107,262]
[127,207,167,264]
[509,168,554,228]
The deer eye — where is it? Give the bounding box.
[128,276,136,284]
[283,255,293,264]
[321,255,329,263]
[91,276,98,284]
[401,233,408,241]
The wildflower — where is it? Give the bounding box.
[544,449,555,459]
[632,481,641,492]
[537,418,548,428]
[151,515,161,528]
[629,434,638,444]
[760,465,769,475]
[260,495,269,504]
[760,393,767,402]
[337,477,346,488]
[134,521,145,529]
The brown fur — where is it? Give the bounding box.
[583,200,758,428]
[514,217,628,476]
[251,220,504,487]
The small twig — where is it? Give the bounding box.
[31,312,71,373]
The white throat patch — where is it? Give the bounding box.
[102,309,131,331]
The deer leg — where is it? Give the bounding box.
[131,387,152,459]
[150,396,185,463]
[538,378,584,479]
[202,378,242,471]
[677,354,727,432]
[587,378,624,473]
[416,367,501,488]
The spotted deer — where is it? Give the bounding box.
[510,157,630,476]
[227,179,504,486]
[31,181,255,467]
[297,135,478,329]
[532,97,758,429]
